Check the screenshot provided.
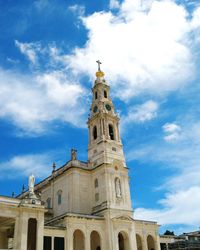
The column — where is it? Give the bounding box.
[18,214,28,250]
[66,228,73,250]
[64,229,68,250]
[36,212,45,250]
[155,234,161,250]
[13,217,19,249]
[52,236,54,250]
[115,235,119,250]
[129,229,137,250]
[85,230,91,250]
[142,235,148,250]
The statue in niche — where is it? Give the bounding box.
[29,174,35,194]
[71,149,77,160]
[115,177,122,198]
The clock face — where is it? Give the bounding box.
[105,104,111,111]
[93,106,98,113]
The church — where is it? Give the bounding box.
[0,63,160,250]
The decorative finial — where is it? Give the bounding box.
[52,162,56,173]
[96,60,105,77]
[71,149,77,161]
[96,60,102,71]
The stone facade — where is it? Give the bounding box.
[0,67,160,250]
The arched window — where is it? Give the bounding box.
[136,234,143,250]
[46,197,51,209]
[118,231,130,250]
[57,190,62,205]
[93,126,97,140]
[115,177,122,198]
[94,178,98,188]
[104,90,107,98]
[95,91,98,99]
[109,124,114,140]
[147,235,155,250]
[73,229,85,250]
[90,231,101,250]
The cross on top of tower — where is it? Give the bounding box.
[96,60,102,71]
[95,60,105,78]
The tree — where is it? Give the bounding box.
[164,230,175,236]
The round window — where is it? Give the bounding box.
[105,104,111,111]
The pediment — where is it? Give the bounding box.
[112,215,134,221]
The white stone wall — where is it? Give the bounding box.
[41,168,93,216]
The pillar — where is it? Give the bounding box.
[13,216,19,249]
[66,228,73,250]
[129,229,137,250]
[142,236,148,250]
[115,232,120,250]
[18,213,28,250]
[85,230,91,250]
[155,234,161,250]
[52,236,54,250]
[36,212,44,250]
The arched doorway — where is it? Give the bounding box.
[147,235,155,250]
[73,229,85,250]
[90,230,101,250]
[118,232,130,250]
[136,234,143,250]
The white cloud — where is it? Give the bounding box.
[0,154,52,179]
[15,40,43,64]
[163,123,181,133]
[129,117,200,227]
[65,0,197,100]
[14,1,200,102]
[191,6,200,42]
[109,0,121,9]
[135,186,200,225]
[0,68,86,135]
[163,123,181,142]
[68,4,85,16]
[122,100,158,125]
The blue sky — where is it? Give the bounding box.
[1,0,200,234]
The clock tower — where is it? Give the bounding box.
[88,61,126,168]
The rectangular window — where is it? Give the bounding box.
[54,237,64,250]
[43,236,52,250]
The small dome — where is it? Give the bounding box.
[96,71,105,77]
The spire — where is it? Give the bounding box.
[96,60,105,78]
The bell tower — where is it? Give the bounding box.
[88,61,126,167]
